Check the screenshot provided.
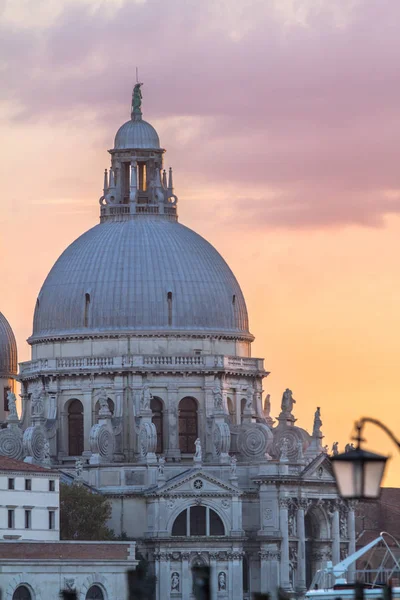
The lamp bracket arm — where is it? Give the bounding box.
[356,417,400,451]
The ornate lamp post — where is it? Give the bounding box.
[330,418,400,500]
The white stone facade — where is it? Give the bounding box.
[0,458,59,541]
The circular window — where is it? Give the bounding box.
[193,479,203,490]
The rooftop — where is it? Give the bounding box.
[0,456,58,474]
[0,540,136,561]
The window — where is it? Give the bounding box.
[12,586,32,600]
[25,479,31,491]
[4,386,10,411]
[151,397,163,454]
[49,480,55,492]
[25,510,31,529]
[171,506,225,537]
[8,509,14,528]
[49,510,55,530]
[84,293,91,328]
[86,585,104,600]
[8,478,14,490]
[167,292,172,326]
[68,399,84,456]
[178,397,198,453]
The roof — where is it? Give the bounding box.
[0,541,135,561]
[31,216,250,341]
[0,456,58,474]
[0,312,17,376]
[114,118,160,150]
[356,488,400,546]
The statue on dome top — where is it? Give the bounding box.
[132,82,143,118]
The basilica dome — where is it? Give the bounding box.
[31,217,250,341]
[114,119,160,150]
[0,313,17,376]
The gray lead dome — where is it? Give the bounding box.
[114,119,160,150]
[0,312,17,376]
[32,217,250,340]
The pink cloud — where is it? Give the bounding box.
[2,0,400,228]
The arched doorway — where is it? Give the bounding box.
[305,507,328,588]
[68,399,84,456]
[12,586,32,600]
[178,397,198,453]
[151,397,164,454]
[86,585,104,600]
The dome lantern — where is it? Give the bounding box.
[99,83,178,222]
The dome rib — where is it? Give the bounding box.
[0,313,18,376]
[31,217,250,341]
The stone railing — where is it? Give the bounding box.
[20,354,264,375]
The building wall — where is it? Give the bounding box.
[0,471,59,541]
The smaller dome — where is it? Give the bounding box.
[0,313,17,377]
[114,119,160,150]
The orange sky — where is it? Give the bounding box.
[1,0,400,485]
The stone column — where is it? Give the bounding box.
[159,552,170,600]
[166,385,180,461]
[332,502,341,566]
[181,552,190,600]
[296,499,308,593]
[347,501,357,583]
[209,552,218,600]
[82,388,93,454]
[260,548,280,600]
[230,551,243,600]
[279,497,291,590]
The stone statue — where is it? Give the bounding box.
[218,572,226,591]
[323,444,329,454]
[6,391,18,419]
[31,387,45,418]
[194,438,202,460]
[171,572,180,592]
[75,457,83,479]
[213,381,223,411]
[332,441,339,455]
[263,393,271,417]
[230,455,237,477]
[313,406,322,436]
[297,438,304,461]
[132,83,142,114]
[281,389,295,414]
[141,385,153,411]
[97,387,110,415]
[245,386,253,411]
[158,455,165,476]
[280,437,289,461]
[345,443,355,452]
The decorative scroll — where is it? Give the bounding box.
[90,423,115,462]
[237,423,272,459]
[0,426,23,460]
[23,425,47,463]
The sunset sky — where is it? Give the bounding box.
[1,0,400,484]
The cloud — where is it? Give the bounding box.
[1,0,400,228]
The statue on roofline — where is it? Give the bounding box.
[281,388,295,414]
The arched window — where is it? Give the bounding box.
[151,397,163,454]
[68,399,84,456]
[171,506,225,536]
[167,292,172,326]
[86,585,104,600]
[12,586,32,600]
[178,397,198,453]
[84,293,91,328]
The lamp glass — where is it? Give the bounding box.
[331,460,357,498]
[363,459,387,498]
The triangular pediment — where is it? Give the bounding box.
[146,468,241,497]
[301,454,335,481]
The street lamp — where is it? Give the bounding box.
[330,418,400,500]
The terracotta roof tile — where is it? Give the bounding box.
[0,541,133,560]
[0,456,58,474]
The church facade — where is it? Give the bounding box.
[0,84,355,600]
